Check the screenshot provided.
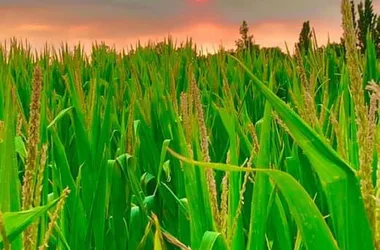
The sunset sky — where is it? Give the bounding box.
[0,0,379,53]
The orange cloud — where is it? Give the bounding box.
[16,24,52,31]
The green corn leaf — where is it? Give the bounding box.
[168,148,339,250]
[232,55,374,250]
[199,231,228,250]
[247,75,273,250]
[0,197,61,248]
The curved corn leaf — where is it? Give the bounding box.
[168,148,339,250]
[0,197,60,248]
[199,231,227,250]
[231,55,374,250]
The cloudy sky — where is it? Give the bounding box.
[0,0,379,52]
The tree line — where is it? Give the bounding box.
[235,0,380,56]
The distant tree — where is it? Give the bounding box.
[357,0,377,53]
[235,20,255,51]
[297,21,312,53]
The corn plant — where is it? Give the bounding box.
[1,1,380,249]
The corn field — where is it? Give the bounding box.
[1,1,380,249]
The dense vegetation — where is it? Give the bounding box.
[1,0,380,249]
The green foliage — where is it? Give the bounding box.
[326,42,346,58]
[0,26,379,249]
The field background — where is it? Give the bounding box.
[1,1,380,249]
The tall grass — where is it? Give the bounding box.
[0,1,380,249]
